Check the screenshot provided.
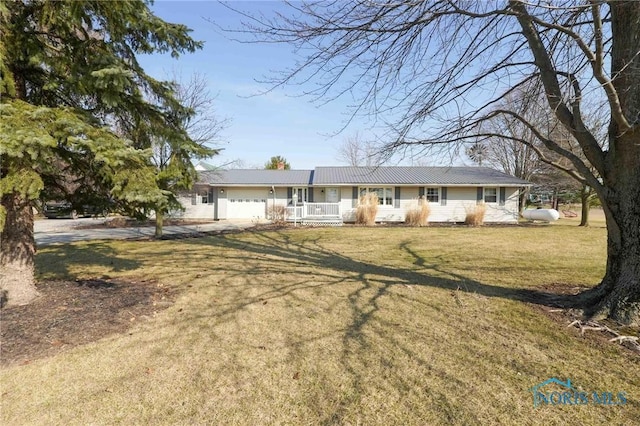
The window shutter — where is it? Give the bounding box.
[394,187,401,208]
[208,188,214,204]
[287,187,293,205]
[477,187,484,204]
[352,187,359,207]
[499,187,506,206]
[418,187,425,197]
[308,187,314,203]
[441,187,447,206]
[191,192,197,205]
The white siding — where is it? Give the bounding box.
[264,187,290,220]
[341,186,521,223]
[484,187,520,223]
[340,187,356,222]
[175,193,216,220]
[434,187,476,223]
[180,185,521,223]
[314,187,340,203]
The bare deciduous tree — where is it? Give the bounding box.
[475,90,557,215]
[232,1,640,324]
[149,72,226,238]
[486,88,608,225]
[336,133,378,166]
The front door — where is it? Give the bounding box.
[292,187,308,203]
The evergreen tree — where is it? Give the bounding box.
[123,73,224,238]
[264,155,291,170]
[0,0,202,305]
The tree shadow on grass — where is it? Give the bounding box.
[160,230,588,421]
[186,230,578,309]
[35,242,142,281]
[36,229,621,424]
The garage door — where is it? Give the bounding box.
[226,189,268,219]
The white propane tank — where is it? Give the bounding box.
[523,209,560,222]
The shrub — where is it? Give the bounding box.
[405,197,430,226]
[356,192,379,225]
[465,203,486,226]
[268,204,286,224]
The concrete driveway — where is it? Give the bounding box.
[34,218,260,246]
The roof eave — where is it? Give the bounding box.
[310,183,532,187]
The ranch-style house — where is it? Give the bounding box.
[176,166,531,225]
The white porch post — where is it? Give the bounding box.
[293,189,297,227]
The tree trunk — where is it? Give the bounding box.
[518,187,528,217]
[155,210,164,238]
[577,148,640,325]
[579,1,640,325]
[0,193,39,306]
[579,185,590,227]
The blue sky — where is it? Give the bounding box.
[140,1,453,169]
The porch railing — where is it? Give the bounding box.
[286,206,303,220]
[286,202,341,220]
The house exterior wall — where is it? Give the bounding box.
[174,191,216,220]
[214,186,297,220]
[340,186,520,223]
[339,187,356,222]
[217,188,227,219]
[425,187,518,223]
[179,185,521,223]
[484,187,519,223]
[313,187,340,203]
[264,186,290,220]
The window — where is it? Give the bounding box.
[326,187,339,203]
[425,187,439,203]
[192,190,209,205]
[359,187,393,206]
[484,187,497,203]
[200,191,209,204]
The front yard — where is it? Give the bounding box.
[1,219,638,424]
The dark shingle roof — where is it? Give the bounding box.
[198,169,314,186]
[313,167,530,186]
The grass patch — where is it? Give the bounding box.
[2,222,638,425]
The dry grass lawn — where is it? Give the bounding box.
[2,215,639,425]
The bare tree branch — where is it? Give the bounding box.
[224,0,640,324]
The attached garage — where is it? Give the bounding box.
[225,188,268,219]
[193,167,528,223]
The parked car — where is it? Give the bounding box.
[43,202,106,219]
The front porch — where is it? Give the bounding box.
[285,202,343,226]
